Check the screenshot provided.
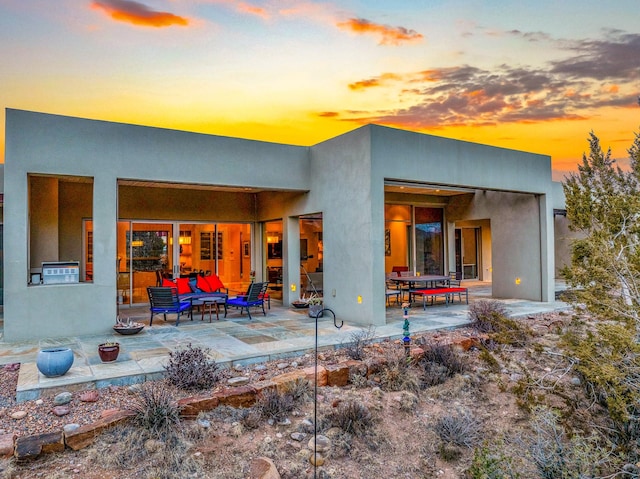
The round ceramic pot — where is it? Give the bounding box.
[36,348,74,377]
[98,344,120,362]
[308,304,324,318]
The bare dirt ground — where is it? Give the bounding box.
[0,307,592,479]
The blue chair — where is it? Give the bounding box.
[224,282,269,320]
[147,287,193,326]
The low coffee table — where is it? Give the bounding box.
[197,296,226,322]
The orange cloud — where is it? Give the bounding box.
[237,2,268,19]
[91,0,189,27]
[348,73,403,90]
[336,17,423,45]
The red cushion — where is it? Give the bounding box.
[175,277,191,295]
[205,274,224,292]
[196,275,213,293]
[162,279,176,289]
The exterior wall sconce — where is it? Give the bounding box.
[515,277,521,285]
[291,284,297,292]
[357,295,362,304]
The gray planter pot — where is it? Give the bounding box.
[308,304,324,318]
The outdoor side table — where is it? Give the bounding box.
[198,296,226,322]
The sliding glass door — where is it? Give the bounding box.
[117,221,252,305]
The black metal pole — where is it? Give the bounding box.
[312,308,342,478]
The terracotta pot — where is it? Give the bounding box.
[98,343,120,362]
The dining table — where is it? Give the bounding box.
[388,274,450,289]
[388,274,450,304]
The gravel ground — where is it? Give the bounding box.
[0,365,138,437]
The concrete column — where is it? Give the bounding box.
[539,193,555,302]
[282,216,300,305]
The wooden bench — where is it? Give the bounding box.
[410,287,468,309]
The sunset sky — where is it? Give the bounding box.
[1,0,639,179]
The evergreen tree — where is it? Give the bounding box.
[562,131,640,331]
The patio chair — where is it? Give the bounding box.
[224,282,269,320]
[385,274,402,305]
[147,287,193,326]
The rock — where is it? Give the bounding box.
[51,406,70,417]
[276,418,291,426]
[63,424,80,434]
[570,376,582,386]
[0,433,15,458]
[197,419,211,428]
[35,399,44,406]
[277,363,289,370]
[291,432,306,441]
[15,431,65,459]
[308,452,325,466]
[308,435,331,453]
[234,364,244,372]
[228,377,250,387]
[53,392,72,405]
[79,390,99,402]
[254,365,267,372]
[291,361,299,368]
[10,411,27,420]
[65,410,135,451]
[249,456,281,479]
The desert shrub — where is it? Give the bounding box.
[239,408,263,430]
[433,411,483,448]
[521,406,612,479]
[378,351,421,393]
[323,400,374,435]
[468,300,530,346]
[164,343,220,391]
[468,300,509,325]
[510,372,546,412]
[478,348,500,372]
[280,377,312,402]
[466,442,521,479]
[349,369,369,388]
[561,322,640,444]
[256,389,295,421]
[91,424,204,479]
[422,342,468,374]
[131,381,181,436]
[418,342,468,388]
[342,325,376,360]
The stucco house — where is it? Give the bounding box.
[2,109,571,341]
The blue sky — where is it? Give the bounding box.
[1,0,639,178]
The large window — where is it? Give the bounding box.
[29,174,93,284]
[415,207,444,275]
[384,204,444,275]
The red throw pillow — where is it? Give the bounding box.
[196,275,212,293]
[175,277,191,295]
[162,279,176,288]
[205,274,225,292]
